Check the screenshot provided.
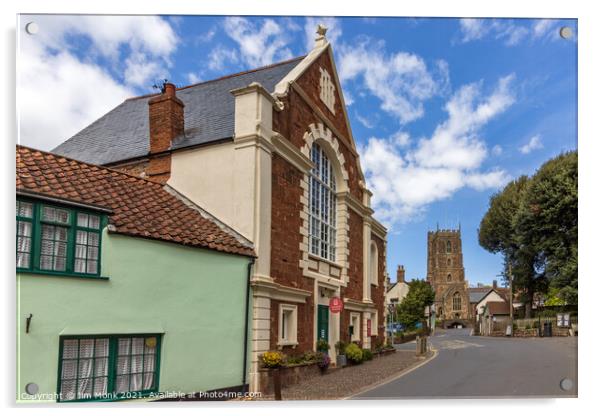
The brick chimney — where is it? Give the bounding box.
[147,82,184,183]
[397,265,405,283]
[493,279,498,289]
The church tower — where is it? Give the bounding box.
[426,227,471,327]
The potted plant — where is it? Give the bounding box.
[261,351,284,400]
[317,352,331,374]
[344,343,364,365]
[334,340,347,367]
[316,338,330,353]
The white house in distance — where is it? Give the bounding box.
[386,265,410,307]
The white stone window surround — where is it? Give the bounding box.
[309,143,337,261]
[370,311,378,336]
[319,67,336,114]
[350,312,361,341]
[299,123,350,284]
[369,240,379,286]
[278,303,298,347]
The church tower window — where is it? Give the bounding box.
[453,292,462,311]
[446,240,452,253]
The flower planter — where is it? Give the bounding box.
[336,354,347,367]
[258,362,321,395]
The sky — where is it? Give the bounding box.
[17,15,578,286]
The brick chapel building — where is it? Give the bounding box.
[426,227,471,328]
[53,26,388,391]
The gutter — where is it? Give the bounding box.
[242,257,255,394]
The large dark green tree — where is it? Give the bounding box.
[516,151,578,305]
[479,151,578,315]
[397,279,435,328]
[479,176,543,317]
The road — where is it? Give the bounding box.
[355,328,577,399]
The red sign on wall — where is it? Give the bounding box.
[329,297,343,313]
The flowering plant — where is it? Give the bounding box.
[261,351,284,368]
[317,352,331,370]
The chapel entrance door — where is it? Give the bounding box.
[317,304,329,345]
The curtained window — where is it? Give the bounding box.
[16,199,104,277]
[59,335,160,402]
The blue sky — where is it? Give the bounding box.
[18,15,577,286]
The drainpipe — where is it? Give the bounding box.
[242,257,255,395]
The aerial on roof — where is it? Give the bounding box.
[16,145,254,257]
[52,57,304,166]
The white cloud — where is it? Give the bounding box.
[359,75,515,227]
[519,134,543,154]
[355,112,375,129]
[459,19,489,42]
[186,72,202,84]
[459,18,562,46]
[492,144,503,156]
[18,15,178,150]
[304,17,342,51]
[223,17,293,68]
[532,19,556,40]
[338,38,449,125]
[208,46,239,71]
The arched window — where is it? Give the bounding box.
[447,258,451,266]
[446,240,452,253]
[369,241,378,285]
[453,292,462,311]
[309,143,336,261]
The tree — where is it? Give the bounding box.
[479,151,578,315]
[479,176,543,317]
[397,279,435,328]
[516,151,578,305]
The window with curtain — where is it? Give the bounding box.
[453,292,462,311]
[309,143,337,262]
[16,200,34,268]
[16,199,104,277]
[58,335,160,402]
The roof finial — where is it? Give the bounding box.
[315,24,328,48]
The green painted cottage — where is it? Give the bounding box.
[16,145,255,402]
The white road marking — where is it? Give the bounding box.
[439,340,484,350]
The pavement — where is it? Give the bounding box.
[354,328,578,399]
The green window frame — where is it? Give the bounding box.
[16,198,106,278]
[57,334,162,402]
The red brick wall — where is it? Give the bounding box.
[270,154,309,291]
[270,299,314,354]
[272,52,363,201]
[269,47,387,352]
[371,233,386,343]
[345,210,364,302]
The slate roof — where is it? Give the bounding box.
[52,57,305,165]
[16,145,255,257]
[468,288,493,303]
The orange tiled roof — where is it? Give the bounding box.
[16,146,254,257]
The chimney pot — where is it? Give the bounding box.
[147,83,184,183]
[396,265,405,283]
[164,82,176,98]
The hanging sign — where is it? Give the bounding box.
[329,297,343,313]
